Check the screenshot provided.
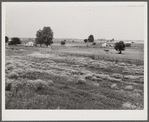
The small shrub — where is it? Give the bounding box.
[124,85,133,90]
[124,75,139,80]
[107,77,122,82]
[95,74,110,80]
[26,79,49,91]
[121,102,136,109]
[114,41,125,54]
[110,84,118,89]
[91,77,101,82]
[92,42,96,45]
[47,80,54,86]
[5,80,12,91]
[8,71,18,79]
[5,61,13,65]
[85,74,93,80]
[6,64,16,71]
[77,78,86,84]
[61,41,65,45]
[10,80,26,96]
[110,73,123,79]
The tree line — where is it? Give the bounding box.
[6,26,125,54]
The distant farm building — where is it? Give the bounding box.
[125,42,131,47]
[25,42,34,47]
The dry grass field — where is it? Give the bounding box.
[5,41,144,109]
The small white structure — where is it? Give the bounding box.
[25,42,34,47]
[101,43,107,47]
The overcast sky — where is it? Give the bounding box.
[4,2,146,40]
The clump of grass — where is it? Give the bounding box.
[6,64,16,71]
[124,75,140,80]
[8,71,18,79]
[10,79,26,96]
[121,102,137,109]
[110,73,123,79]
[84,73,93,80]
[26,79,49,91]
[67,77,75,82]
[5,61,13,65]
[12,68,25,75]
[46,80,54,86]
[107,77,122,82]
[5,80,12,91]
[95,74,110,80]
[8,79,50,97]
[124,85,133,90]
[91,77,102,82]
[77,78,86,84]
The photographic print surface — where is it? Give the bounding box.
[2,1,147,121]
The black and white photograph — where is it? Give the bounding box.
[2,1,147,121]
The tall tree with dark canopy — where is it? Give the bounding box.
[35,29,43,47]
[8,37,21,45]
[88,35,94,42]
[35,26,54,48]
[114,41,125,54]
[5,36,9,43]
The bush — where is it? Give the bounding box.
[92,42,96,45]
[61,41,65,45]
[8,71,18,79]
[26,79,49,91]
[77,78,86,84]
[8,37,21,45]
[5,36,9,43]
[114,41,125,54]
[121,102,136,109]
[5,61,13,65]
[110,73,123,79]
[85,74,92,80]
[6,64,15,70]
[5,80,12,91]
[47,80,54,86]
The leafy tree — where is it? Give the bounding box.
[8,37,21,45]
[5,36,9,43]
[84,35,94,47]
[84,39,88,43]
[114,41,125,54]
[88,35,94,42]
[35,26,54,48]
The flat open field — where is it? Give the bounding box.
[5,43,144,109]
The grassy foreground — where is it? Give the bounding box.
[5,45,144,109]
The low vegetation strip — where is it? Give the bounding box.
[5,46,144,109]
[49,51,144,65]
